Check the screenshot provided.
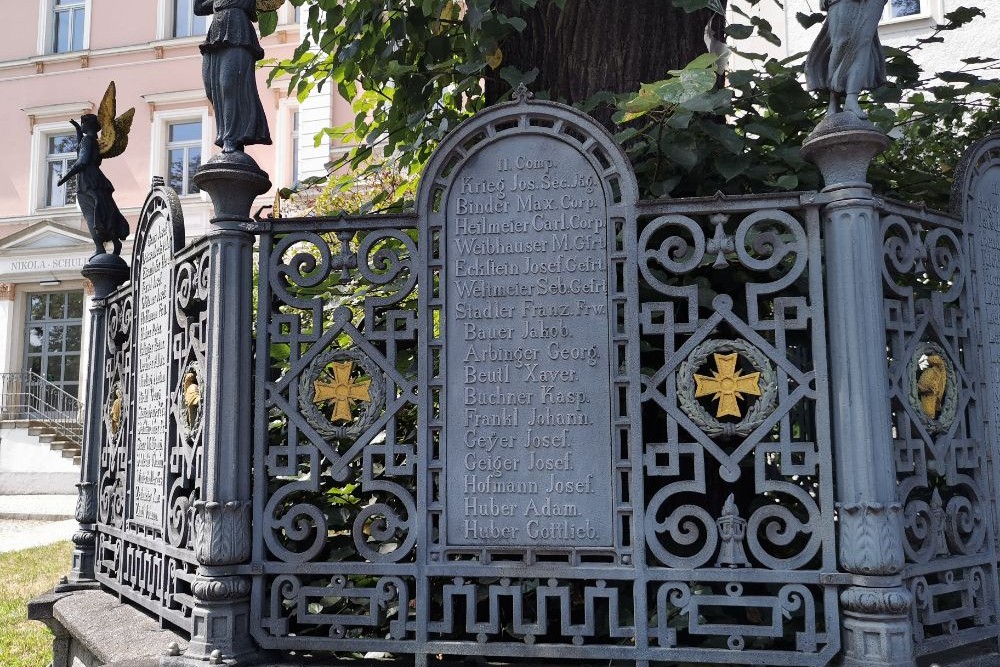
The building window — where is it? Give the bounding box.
[24,290,84,400]
[53,0,86,53]
[881,0,936,22]
[887,0,921,18]
[45,133,78,208]
[166,120,202,195]
[173,0,207,38]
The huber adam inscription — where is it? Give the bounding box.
[133,213,173,527]
[445,134,614,548]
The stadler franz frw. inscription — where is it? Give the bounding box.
[445,135,614,548]
[133,212,172,527]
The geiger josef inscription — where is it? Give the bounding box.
[445,135,614,548]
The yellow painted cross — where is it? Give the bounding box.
[313,360,372,423]
[693,352,761,419]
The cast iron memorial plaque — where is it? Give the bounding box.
[132,201,176,527]
[444,131,615,548]
[962,136,1000,460]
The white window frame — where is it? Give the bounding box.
[880,0,942,27]
[274,98,300,189]
[29,120,84,215]
[37,0,91,56]
[154,0,206,41]
[44,133,79,208]
[149,107,212,199]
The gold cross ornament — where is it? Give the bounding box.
[693,352,762,419]
[313,361,372,423]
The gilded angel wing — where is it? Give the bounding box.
[256,0,285,12]
[96,81,136,160]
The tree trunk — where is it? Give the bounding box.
[486,0,722,128]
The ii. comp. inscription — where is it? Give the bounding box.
[133,214,172,527]
[445,136,614,548]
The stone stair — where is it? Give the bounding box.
[9,419,82,466]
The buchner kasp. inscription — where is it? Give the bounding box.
[445,133,615,548]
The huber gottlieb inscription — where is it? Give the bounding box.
[445,135,615,549]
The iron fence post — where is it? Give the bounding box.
[178,154,269,662]
[64,255,129,587]
[803,115,915,666]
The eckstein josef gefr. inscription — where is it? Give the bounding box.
[445,135,614,548]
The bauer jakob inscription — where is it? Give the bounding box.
[133,212,173,527]
[445,134,614,548]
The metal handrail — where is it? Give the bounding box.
[0,372,84,449]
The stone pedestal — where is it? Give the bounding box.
[61,253,130,589]
[803,114,914,667]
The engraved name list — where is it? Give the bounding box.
[445,136,615,548]
[133,214,173,527]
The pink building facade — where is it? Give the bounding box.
[0,0,320,493]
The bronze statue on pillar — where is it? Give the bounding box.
[805,0,888,118]
[58,82,135,257]
[194,0,281,153]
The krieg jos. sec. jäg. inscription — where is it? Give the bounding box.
[445,134,614,548]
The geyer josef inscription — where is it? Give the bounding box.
[445,134,614,548]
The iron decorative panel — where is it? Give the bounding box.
[250,96,840,666]
[94,184,201,631]
[881,197,1000,656]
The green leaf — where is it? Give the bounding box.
[699,121,744,154]
[714,155,750,181]
[942,6,985,29]
[724,23,753,40]
[258,10,279,36]
[775,174,799,190]
[795,12,825,29]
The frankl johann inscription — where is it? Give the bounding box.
[445,134,614,548]
[133,212,173,527]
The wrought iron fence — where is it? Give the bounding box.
[0,371,83,448]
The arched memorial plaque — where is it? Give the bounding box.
[130,182,185,528]
[419,92,639,560]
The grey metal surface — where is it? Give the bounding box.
[92,182,202,631]
[248,96,839,665]
[881,194,1000,658]
[80,94,1000,667]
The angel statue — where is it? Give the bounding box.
[58,82,135,257]
[195,0,282,153]
[804,0,888,118]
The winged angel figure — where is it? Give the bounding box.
[195,0,283,153]
[58,82,135,257]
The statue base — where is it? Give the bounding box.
[193,152,271,223]
[82,252,130,299]
[801,112,890,190]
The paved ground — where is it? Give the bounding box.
[0,495,77,553]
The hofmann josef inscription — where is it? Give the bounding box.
[444,133,615,548]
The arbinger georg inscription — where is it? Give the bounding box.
[445,134,615,548]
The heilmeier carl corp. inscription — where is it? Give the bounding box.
[133,211,173,527]
[445,134,614,548]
